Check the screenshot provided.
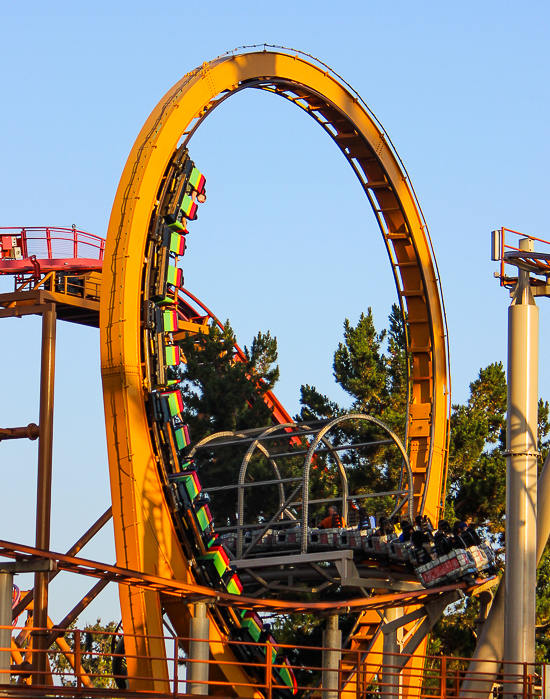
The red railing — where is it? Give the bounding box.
[1,625,545,698]
[0,227,105,263]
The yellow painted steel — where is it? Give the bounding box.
[100,49,449,691]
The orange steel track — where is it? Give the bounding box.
[0,538,478,615]
[99,47,450,694]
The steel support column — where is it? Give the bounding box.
[382,607,401,698]
[461,450,550,698]
[188,603,210,695]
[0,572,13,685]
[505,238,538,691]
[322,615,341,699]
[33,304,56,685]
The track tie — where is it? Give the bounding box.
[365,180,391,189]
[400,289,425,296]
[334,131,359,140]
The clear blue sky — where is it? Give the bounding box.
[1,0,549,624]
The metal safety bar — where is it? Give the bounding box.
[10,269,102,300]
[0,625,544,699]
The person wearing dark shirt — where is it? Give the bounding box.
[357,506,370,530]
[452,521,468,549]
[399,518,413,542]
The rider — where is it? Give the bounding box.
[318,505,346,529]
[357,506,371,530]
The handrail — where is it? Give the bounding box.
[494,226,550,286]
[1,624,544,698]
[0,226,105,263]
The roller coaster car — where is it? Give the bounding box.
[308,527,341,549]
[230,613,297,698]
[212,515,497,594]
[224,569,243,595]
[168,471,218,554]
[169,469,201,509]
[195,544,244,604]
[162,308,179,333]
[412,530,496,587]
[151,340,180,389]
[387,538,413,564]
[150,233,186,304]
[193,496,213,534]
[262,634,298,697]
[364,533,393,557]
[152,389,184,424]
[339,528,369,550]
[273,527,301,549]
[164,173,203,229]
[163,157,194,222]
[197,545,231,583]
[150,335,169,389]
[415,548,478,587]
[277,657,298,697]
[169,229,187,256]
[172,424,192,453]
[156,417,192,473]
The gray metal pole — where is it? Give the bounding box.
[461,449,550,698]
[188,603,210,695]
[0,572,13,685]
[382,607,401,699]
[0,562,56,689]
[322,615,341,699]
[505,237,538,684]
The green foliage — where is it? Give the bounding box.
[173,321,282,525]
[299,304,409,518]
[446,363,507,534]
[428,597,480,659]
[333,310,388,412]
[174,306,550,663]
[440,363,550,661]
[49,619,119,688]
[446,363,550,541]
[271,612,358,687]
[177,321,279,436]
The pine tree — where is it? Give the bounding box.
[175,308,550,661]
[176,320,343,530]
[175,321,281,526]
[299,304,409,516]
[49,619,120,687]
[434,364,550,659]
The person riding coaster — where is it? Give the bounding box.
[318,505,345,529]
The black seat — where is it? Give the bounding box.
[434,532,451,556]
[461,528,482,547]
